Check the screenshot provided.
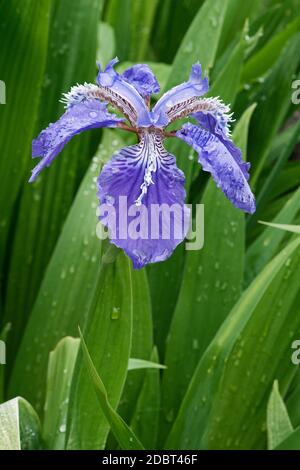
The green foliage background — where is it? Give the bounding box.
[0,0,300,450]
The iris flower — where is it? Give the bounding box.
[30,58,255,268]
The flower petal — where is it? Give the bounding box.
[192,99,251,181]
[30,99,123,182]
[122,64,160,98]
[176,123,256,214]
[97,58,152,126]
[152,63,209,126]
[97,130,190,268]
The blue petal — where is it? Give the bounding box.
[152,63,209,126]
[30,99,123,182]
[176,123,256,214]
[97,130,190,268]
[192,108,251,180]
[97,57,153,127]
[122,64,160,98]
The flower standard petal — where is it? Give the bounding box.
[30,99,123,182]
[152,63,209,125]
[122,64,160,99]
[96,58,152,127]
[97,130,190,269]
[176,123,256,214]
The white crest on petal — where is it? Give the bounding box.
[60,83,100,109]
[194,96,235,137]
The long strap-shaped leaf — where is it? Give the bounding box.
[166,236,300,449]
[275,426,300,450]
[0,397,41,450]
[66,249,133,450]
[43,337,80,450]
[78,328,144,450]
[3,0,103,358]
[0,0,51,292]
[245,186,300,285]
[267,380,293,450]
[248,32,300,187]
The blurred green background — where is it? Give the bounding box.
[0,0,300,451]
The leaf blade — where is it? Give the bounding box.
[78,328,144,450]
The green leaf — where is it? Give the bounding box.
[97,22,116,66]
[168,0,229,85]
[267,380,293,450]
[131,348,161,449]
[232,104,257,158]
[43,337,80,450]
[128,358,166,371]
[286,372,300,429]
[245,186,300,285]
[248,32,300,187]
[273,162,300,200]
[249,120,300,228]
[3,0,103,360]
[66,251,133,450]
[18,398,41,450]
[153,0,203,63]
[217,0,259,56]
[104,0,131,60]
[9,132,124,413]
[105,0,158,61]
[106,268,153,449]
[275,426,300,450]
[167,236,300,449]
[0,0,50,282]
[159,0,230,127]
[129,0,159,61]
[0,397,41,450]
[161,105,254,440]
[258,222,300,235]
[77,328,144,450]
[242,16,300,84]
[209,31,246,104]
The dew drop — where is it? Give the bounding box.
[59,424,66,433]
[111,306,120,320]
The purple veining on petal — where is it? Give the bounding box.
[177,123,256,214]
[97,130,190,269]
[192,99,250,180]
[29,99,123,182]
[97,57,153,127]
[152,63,209,125]
[122,64,160,98]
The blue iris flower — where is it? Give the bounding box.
[30,58,255,269]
